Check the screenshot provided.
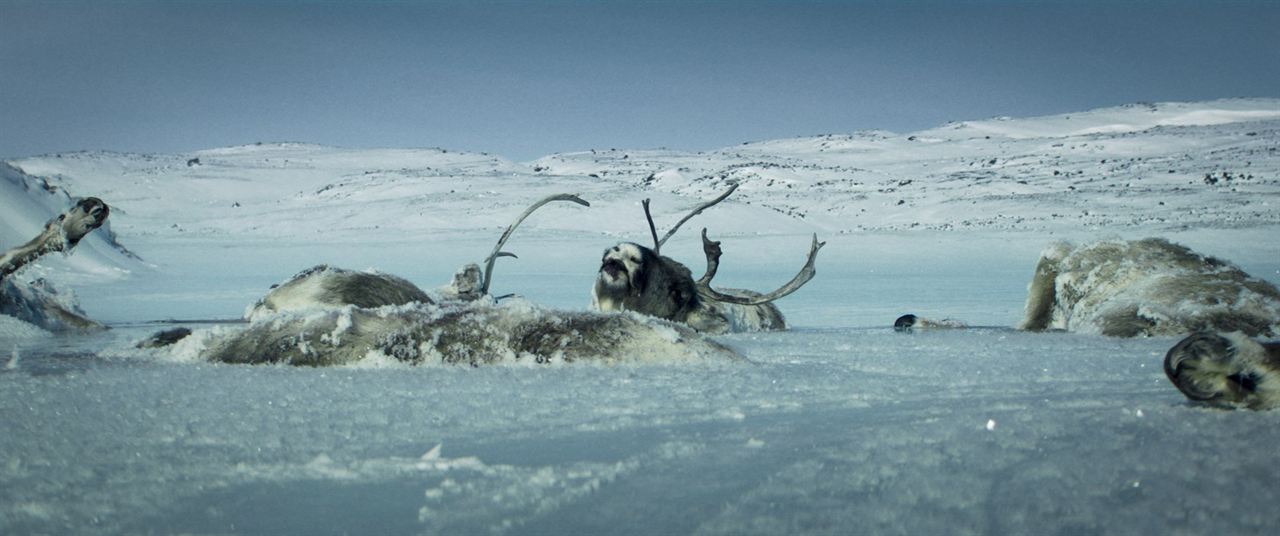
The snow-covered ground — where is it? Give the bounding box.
[2,99,1279,534]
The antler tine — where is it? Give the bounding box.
[696,228,721,286]
[656,183,740,248]
[642,199,661,254]
[696,233,826,306]
[480,193,590,295]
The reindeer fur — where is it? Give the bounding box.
[247,265,435,319]
[1165,331,1280,410]
[0,198,110,331]
[591,242,784,334]
[197,298,741,366]
[1019,238,1280,337]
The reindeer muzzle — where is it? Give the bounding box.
[76,197,110,228]
[1164,332,1233,402]
[601,258,627,280]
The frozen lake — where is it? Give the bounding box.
[4,231,1279,535]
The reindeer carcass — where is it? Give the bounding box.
[1019,238,1280,337]
[591,184,825,334]
[144,194,742,365]
[1,198,110,331]
[1165,331,1280,410]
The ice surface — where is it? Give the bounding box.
[0,314,47,339]
[2,100,1279,534]
[6,323,1278,535]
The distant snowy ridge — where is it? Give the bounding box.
[2,98,1277,281]
[535,98,1280,234]
[919,98,1280,139]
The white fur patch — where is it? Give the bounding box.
[597,243,644,289]
[247,274,331,320]
[591,289,624,312]
[593,244,645,294]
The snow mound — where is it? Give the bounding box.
[0,312,49,339]
[0,278,102,332]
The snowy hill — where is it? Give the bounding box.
[534,98,1280,233]
[6,99,1276,247]
[3,98,1277,321]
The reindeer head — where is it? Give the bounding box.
[59,197,110,247]
[593,241,700,321]
[1164,331,1280,410]
[596,242,648,294]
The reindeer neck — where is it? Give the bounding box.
[0,223,69,281]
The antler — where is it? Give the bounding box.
[642,199,661,254]
[657,183,739,249]
[695,232,825,306]
[696,228,721,286]
[636,183,741,256]
[479,193,590,295]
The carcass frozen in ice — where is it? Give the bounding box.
[892,314,968,332]
[591,184,825,334]
[894,238,1279,338]
[1164,331,1280,410]
[0,197,110,331]
[1019,238,1280,337]
[144,194,742,365]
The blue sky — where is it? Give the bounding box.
[2,0,1277,161]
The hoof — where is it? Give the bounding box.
[1164,332,1236,402]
